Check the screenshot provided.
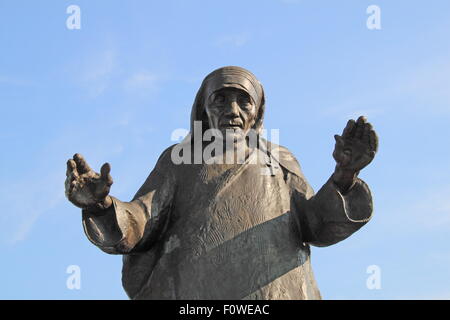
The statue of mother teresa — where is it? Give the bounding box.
[65,66,378,299]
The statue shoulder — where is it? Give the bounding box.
[155,144,178,168]
[160,144,177,159]
[264,140,304,178]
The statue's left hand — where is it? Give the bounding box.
[332,116,378,191]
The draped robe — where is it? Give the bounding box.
[82,140,372,299]
[81,66,373,299]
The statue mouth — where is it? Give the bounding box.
[220,121,243,129]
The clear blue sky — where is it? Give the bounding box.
[1,0,450,299]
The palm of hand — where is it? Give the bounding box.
[333,116,378,172]
[65,154,113,209]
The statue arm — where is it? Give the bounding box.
[291,174,373,247]
[288,116,376,247]
[81,146,176,254]
[82,196,151,254]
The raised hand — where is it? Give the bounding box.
[65,153,113,210]
[332,116,378,191]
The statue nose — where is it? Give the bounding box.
[227,101,240,116]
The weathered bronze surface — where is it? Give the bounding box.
[65,66,378,299]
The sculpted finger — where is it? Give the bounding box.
[362,122,373,144]
[333,135,345,163]
[100,162,113,186]
[334,135,345,152]
[334,134,344,145]
[357,115,367,123]
[369,130,379,153]
[66,159,79,179]
[73,153,92,174]
[355,116,367,139]
[342,119,356,138]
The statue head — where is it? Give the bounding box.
[191,66,265,142]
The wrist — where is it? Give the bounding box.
[101,195,113,209]
[85,195,113,213]
[333,166,358,192]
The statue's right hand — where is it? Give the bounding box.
[65,153,113,210]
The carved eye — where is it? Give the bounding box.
[213,94,225,103]
[238,95,251,107]
[238,96,252,110]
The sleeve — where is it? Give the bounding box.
[290,173,373,247]
[81,146,176,254]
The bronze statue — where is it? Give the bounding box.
[65,66,378,299]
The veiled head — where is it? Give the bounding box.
[191,66,265,141]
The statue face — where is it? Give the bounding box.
[205,87,257,141]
